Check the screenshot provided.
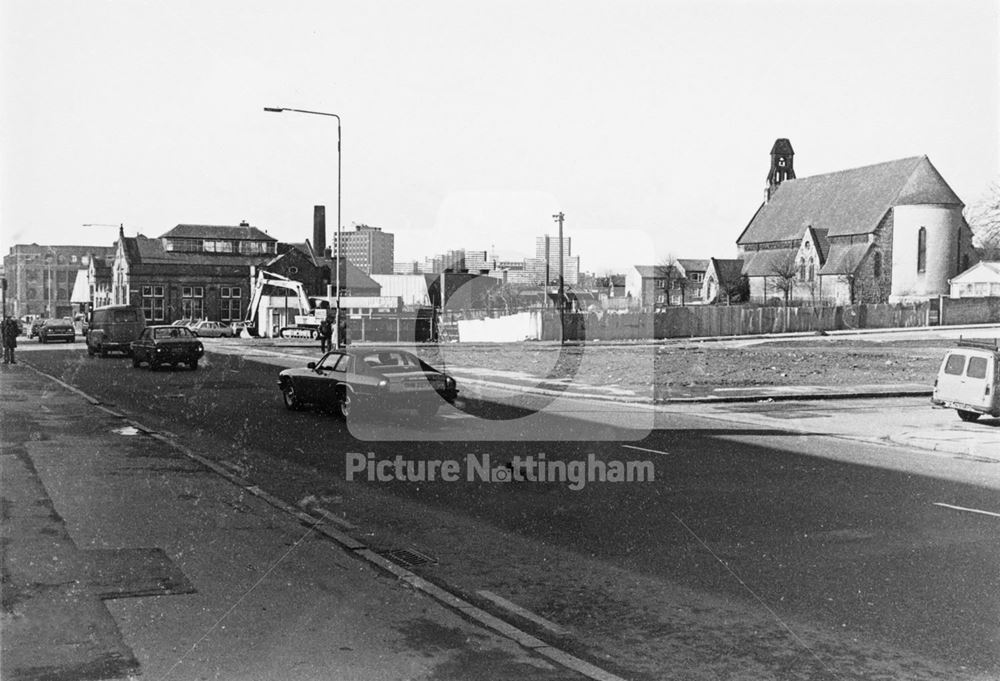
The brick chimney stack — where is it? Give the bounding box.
[314,206,326,253]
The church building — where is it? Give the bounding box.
[737,139,978,304]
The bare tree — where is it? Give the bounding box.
[718,274,750,305]
[966,178,1000,259]
[657,255,688,306]
[485,283,522,315]
[767,251,799,305]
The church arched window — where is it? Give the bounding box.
[917,227,927,273]
[807,258,815,281]
[873,252,882,278]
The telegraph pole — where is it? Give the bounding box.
[552,212,565,310]
[552,211,565,343]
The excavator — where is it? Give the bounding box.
[244,270,328,339]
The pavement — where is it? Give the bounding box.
[0,362,601,681]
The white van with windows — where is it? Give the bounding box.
[931,339,1000,422]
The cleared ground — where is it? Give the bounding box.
[418,337,965,399]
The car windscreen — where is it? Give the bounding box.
[154,327,192,339]
[113,309,141,323]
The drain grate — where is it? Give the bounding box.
[376,548,437,569]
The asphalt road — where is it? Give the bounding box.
[21,343,1000,680]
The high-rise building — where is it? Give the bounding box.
[530,235,580,285]
[333,224,394,275]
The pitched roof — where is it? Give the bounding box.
[122,235,266,267]
[819,242,872,275]
[160,224,276,242]
[315,256,381,291]
[740,249,798,277]
[710,258,745,285]
[738,156,963,246]
[950,261,1000,283]
[807,227,830,263]
[676,259,709,273]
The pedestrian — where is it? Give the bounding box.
[2,315,18,364]
[318,316,333,353]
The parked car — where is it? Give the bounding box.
[189,320,234,338]
[931,339,1000,421]
[87,305,146,357]
[38,318,76,343]
[277,348,458,418]
[131,325,205,370]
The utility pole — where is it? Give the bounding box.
[552,212,565,310]
[552,211,565,343]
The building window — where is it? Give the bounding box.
[204,240,235,253]
[917,227,927,273]
[807,258,815,282]
[873,252,882,278]
[140,285,166,321]
[799,260,806,282]
[220,286,241,322]
[181,286,205,319]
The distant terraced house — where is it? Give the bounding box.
[737,139,979,305]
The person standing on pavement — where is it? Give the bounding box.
[318,316,333,353]
[2,315,18,364]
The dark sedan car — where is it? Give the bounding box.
[277,348,458,418]
[38,318,76,343]
[131,325,204,370]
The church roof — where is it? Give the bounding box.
[741,248,798,277]
[738,156,963,246]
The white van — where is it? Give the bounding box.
[931,339,1000,422]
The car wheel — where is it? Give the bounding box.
[957,409,981,422]
[39,334,47,344]
[189,359,199,370]
[132,355,141,368]
[87,345,95,357]
[282,385,303,411]
[99,345,107,358]
[338,388,356,419]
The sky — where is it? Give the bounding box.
[1,0,997,274]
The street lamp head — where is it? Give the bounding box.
[263,107,285,113]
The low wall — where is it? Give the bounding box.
[941,297,1000,326]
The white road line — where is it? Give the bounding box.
[476,590,570,636]
[933,502,1000,518]
[621,444,671,456]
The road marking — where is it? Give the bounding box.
[621,444,671,456]
[476,590,570,636]
[932,503,1000,518]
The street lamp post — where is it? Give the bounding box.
[264,106,343,347]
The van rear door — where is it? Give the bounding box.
[961,353,994,411]
[937,352,967,403]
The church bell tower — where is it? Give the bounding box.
[766,138,795,202]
